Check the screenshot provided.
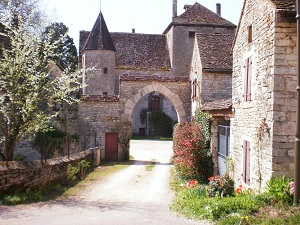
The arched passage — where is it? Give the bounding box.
[121,82,188,124]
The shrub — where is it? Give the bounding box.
[194,109,211,148]
[207,174,235,197]
[172,122,214,183]
[148,111,173,137]
[67,160,91,182]
[266,176,293,205]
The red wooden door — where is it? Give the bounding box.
[105,132,118,161]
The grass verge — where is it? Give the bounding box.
[0,160,133,205]
[170,169,300,225]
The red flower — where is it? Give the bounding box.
[236,185,242,194]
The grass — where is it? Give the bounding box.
[169,169,300,224]
[145,159,156,171]
[0,160,133,205]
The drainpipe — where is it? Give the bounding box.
[294,0,300,206]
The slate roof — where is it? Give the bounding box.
[82,12,116,52]
[111,33,171,70]
[196,33,234,70]
[201,98,232,111]
[270,0,296,12]
[164,2,236,33]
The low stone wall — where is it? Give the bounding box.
[0,149,96,195]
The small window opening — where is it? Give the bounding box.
[248,25,253,43]
[103,67,108,74]
[103,92,108,96]
[189,31,195,38]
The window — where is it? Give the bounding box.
[248,25,253,43]
[243,140,251,185]
[192,79,197,99]
[150,96,160,111]
[189,31,195,38]
[103,67,108,74]
[103,92,108,96]
[244,57,252,101]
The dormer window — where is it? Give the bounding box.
[248,25,253,43]
[189,31,195,38]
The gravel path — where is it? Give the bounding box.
[0,140,212,225]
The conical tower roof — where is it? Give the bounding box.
[82,12,116,51]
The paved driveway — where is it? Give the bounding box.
[0,140,212,225]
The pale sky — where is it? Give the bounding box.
[41,0,244,50]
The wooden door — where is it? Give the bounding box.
[105,132,118,161]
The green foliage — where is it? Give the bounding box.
[42,22,78,72]
[194,109,212,148]
[173,123,214,183]
[13,154,26,161]
[1,189,43,205]
[148,111,173,137]
[139,108,148,125]
[266,176,293,205]
[207,174,235,197]
[34,127,67,159]
[0,12,93,160]
[67,160,91,182]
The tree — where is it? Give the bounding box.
[0,15,91,161]
[0,0,46,33]
[43,23,78,72]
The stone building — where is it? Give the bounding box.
[190,33,235,175]
[231,0,296,190]
[78,1,237,160]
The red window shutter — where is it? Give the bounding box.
[244,57,252,101]
[243,140,251,185]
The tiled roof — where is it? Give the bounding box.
[270,0,296,12]
[173,2,235,27]
[111,33,171,70]
[201,98,232,111]
[196,33,234,70]
[79,30,90,54]
[82,12,116,52]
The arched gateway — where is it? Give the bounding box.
[120,75,190,124]
[78,76,191,161]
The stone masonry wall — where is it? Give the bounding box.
[78,97,122,160]
[0,150,93,195]
[231,0,296,190]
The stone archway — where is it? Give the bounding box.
[121,82,188,124]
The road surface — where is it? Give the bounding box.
[0,140,212,225]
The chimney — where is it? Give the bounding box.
[216,3,221,16]
[173,0,177,20]
[132,28,135,33]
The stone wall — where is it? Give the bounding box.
[166,24,235,77]
[231,0,296,190]
[78,96,122,160]
[0,149,94,195]
[82,50,118,95]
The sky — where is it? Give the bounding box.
[41,0,244,50]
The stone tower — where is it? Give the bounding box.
[79,12,118,96]
[164,3,236,77]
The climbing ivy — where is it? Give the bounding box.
[194,108,212,148]
[148,111,173,137]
